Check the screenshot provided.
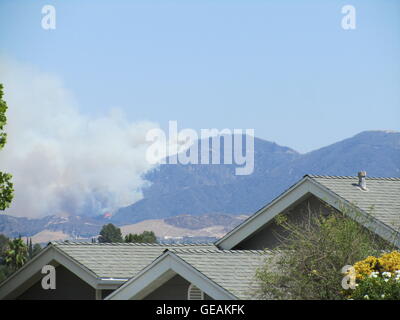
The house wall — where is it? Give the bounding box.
[143,274,213,300]
[234,195,336,250]
[17,265,96,300]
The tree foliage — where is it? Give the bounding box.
[256,206,392,300]
[32,243,42,258]
[0,265,9,283]
[98,223,123,243]
[0,84,13,211]
[346,251,400,300]
[25,238,42,259]
[4,237,28,272]
[0,234,9,264]
[0,234,10,282]
[125,231,157,243]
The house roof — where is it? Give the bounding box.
[0,242,224,299]
[3,174,398,300]
[50,242,266,299]
[50,242,217,279]
[167,248,265,299]
[216,174,400,249]
[309,175,400,230]
[106,248,267,300]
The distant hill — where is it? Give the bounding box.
[120,214,247,241]
[0,212,246,243]
[0,214,103,239]
[1,130,399,240]
[112,130,400,224]
[281,130,400,178]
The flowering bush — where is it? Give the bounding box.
[354,251,400,278]
[348,251,400,300]
[256,209,389,300]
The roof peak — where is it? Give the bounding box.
[50,241,216,247]
[305,174,400,181]
[167,248,266,255]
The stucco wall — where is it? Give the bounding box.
[17,265,95,300]
[234,195,336,250]
[143,274,213,300]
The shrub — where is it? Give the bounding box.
[346,251,400,300]
[255,205,392,300]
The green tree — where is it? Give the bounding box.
[0,234,9,268]
[0,234,11,281]
[32,243,42,258]
[125,231,157,243]
[0,84,13,211]
[255,206,391,300]
[25,238,42,259]
[0,265,10,283]
[4,237,28,272]
[26,238,33,258]
[98,223,123,243]
[0,234,9,256]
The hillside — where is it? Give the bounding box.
[112,130,400,224]
[0,214,103,239]
[120,214,247,241]
[1,130,399,240]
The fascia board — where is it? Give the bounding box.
[217,176,399,250]
[106,252,236,300]
[216,177,312,249]
[0,245,100,299]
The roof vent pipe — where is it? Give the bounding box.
[358,171,367,190]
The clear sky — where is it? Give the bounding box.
[0,0,399,153]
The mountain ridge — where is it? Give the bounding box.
[112,130,400,224]
[1,130,399,240]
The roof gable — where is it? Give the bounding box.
[0,242,216,299]
[309,175,400,229]
[50,242,217,279]
[0,245,99,299]
[106,248,265,300]
[216,175,400,250]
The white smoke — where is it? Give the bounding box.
[0,57,159,218]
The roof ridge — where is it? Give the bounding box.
[50,241,215,246]
[306,174,400,181]
[169,248,266,255]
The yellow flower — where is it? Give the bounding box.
[379,251,400,273]
[353,251,400,279]
[354,256,378,279]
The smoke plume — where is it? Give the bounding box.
[0,57,158,218]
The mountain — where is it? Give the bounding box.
[1,130,399,240]
[111,130,400,224]
[112,137,300,223]
[0,214,103,239]
[280,130,400,178]
[0,212,247,243]
[120,214,248,242]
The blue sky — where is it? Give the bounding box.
[0,0,399,153]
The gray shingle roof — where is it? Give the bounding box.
[51,242,267,299]
[168,248,267,299]
[308,175,400,231]
[51,242,217,279]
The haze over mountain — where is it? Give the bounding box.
[0,130,399,240]
[111,130,400,224]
